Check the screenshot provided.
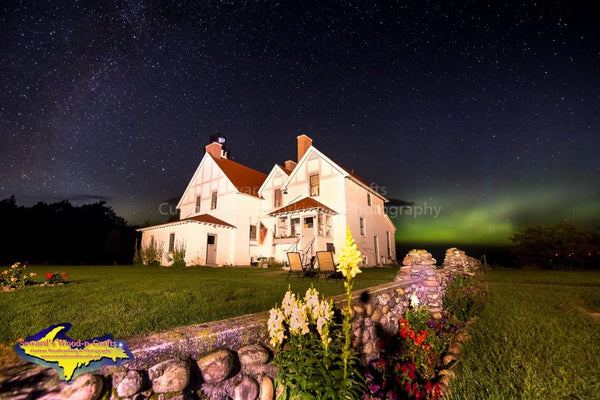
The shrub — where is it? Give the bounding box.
[167,241,186,267]
[44,272,67,284]
[442,275,488,322]
[1,262,35,289]
[140,241,163,267]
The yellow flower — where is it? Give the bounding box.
[29,272,36,277]
[337,227,363,279]
[11,263,20,269]
[2,270,8,275]
[10,277,17,282]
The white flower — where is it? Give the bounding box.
[304,287,320,322]
[281,290,296,318]
[410,293,420,308]
[267,307,286,347]
[288,301,309,336]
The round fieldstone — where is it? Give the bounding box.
[371,308,382,322]
[197,350,234,383]
[60,373,103,400]
[116,370,144,397]
[148,359,189,393]
[238,344,270,367]
[234,376,259,400]
[259,376,274,400]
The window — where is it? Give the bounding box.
[274,188,282,208]
[211,191,217,209]
[359,217,365,236]
[278,217,288,236]
[386,231,392,258]
[249,225,257,241]
[291,218,300,236]
[309,174,320,196]
[150,235,155,248]
[195,196,201,213]
[367,193,371,206]
[304,217,313,228]
[168,233,175,252]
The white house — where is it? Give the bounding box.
[138,135,397,267]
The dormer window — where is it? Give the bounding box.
[309,174,320,197]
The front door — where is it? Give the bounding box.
[374,235,380,266]
[206,234,217,265]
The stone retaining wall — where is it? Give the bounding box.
[2,250,478,400]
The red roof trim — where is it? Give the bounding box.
[268,197,336,215]
[183,214,236,228]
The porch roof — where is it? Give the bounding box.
[137,213,236,231]
[268,197,336,216]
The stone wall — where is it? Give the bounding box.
[2,249,482,400]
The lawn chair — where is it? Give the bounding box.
[316,251,343,281]
[287,252,317,279]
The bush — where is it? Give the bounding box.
[44,272,67,284]
[442,275,487,322]
[167,242,186,268]
[1,262,35,289]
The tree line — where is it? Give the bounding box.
[0,196,138,265]
[510,222,600,270]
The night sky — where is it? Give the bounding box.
[1,1,599,246]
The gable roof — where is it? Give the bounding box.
[211,156,267,198]
[268,197,336,216]
[276,164,293,175]
[284,145,388,201]
[137,213,236,231]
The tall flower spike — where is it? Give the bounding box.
[337,226,363,279]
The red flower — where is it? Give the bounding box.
[45,273,53,279]
[61,273,67,279]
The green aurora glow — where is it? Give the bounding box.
[392,187,599,245]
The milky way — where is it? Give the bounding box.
[1,1,598,245]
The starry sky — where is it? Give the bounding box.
[1,0,599,246]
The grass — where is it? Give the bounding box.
[449,268,600,399]
[0,265,397,346]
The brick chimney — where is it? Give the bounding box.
[205,142,223,159]
[297,134,312,162]
[284,160,297,171]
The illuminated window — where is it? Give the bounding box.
[359,217,365,236]
[169,233,175,252]
[274,188,282,207]
[309,174,320,196]
[195,196,201,213]
[211,191,217,209]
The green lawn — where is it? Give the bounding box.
[0,265,397,346]
[449,268,600,399]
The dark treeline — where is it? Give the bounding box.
[0,196,139,265]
